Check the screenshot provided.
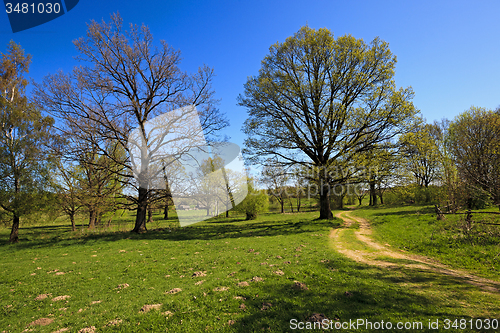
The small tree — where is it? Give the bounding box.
[400,122,442,188]
[234,181,268,220]
[52,161,83,231]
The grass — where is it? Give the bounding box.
[1,208,500,332]
[352,204,500,279]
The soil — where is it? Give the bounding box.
[27,318,53,326]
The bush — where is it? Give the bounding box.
[234,184,269,220]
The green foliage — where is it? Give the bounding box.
[0,41,57,241]
[384,184,444,205]
[447,106,500,207]
[400,122,442,187]
[233,182,269,220]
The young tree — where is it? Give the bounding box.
[34,13,228,232]
[234,180,269,220]
[0,41,56,242]
[400,123,442,188]
[239,26,417,219]
[260,164,288,213]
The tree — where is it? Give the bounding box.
[400,122,442,188]
[52,161,83,231]
[447,106,500,209]
[34,13,228,232]
[290,166,306,212]
[261,163,288,213]
[234,180,268,220]
[0,41,56,242]
[354,142,400,206]
[239,26,417,219]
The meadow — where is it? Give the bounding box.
[1,205,500,332]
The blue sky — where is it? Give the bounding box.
[1,0,499,151]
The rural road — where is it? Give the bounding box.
[330,210,500,293]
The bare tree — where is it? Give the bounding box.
[52,161,83,231]
[34,13,228,232]
[261,164,289,214]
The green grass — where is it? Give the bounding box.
[353,204,500,279]
[1,209,500,332]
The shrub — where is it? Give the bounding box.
[234,183,269,220]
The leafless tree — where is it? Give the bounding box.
[34,13,228,232]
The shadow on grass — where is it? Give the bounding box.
[355,204,435,219]
[0,216,342,250]
[222,262,480,332]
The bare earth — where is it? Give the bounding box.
[331,210,500,293]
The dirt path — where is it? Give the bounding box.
[331,210,500,293]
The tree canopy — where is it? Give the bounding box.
[239,26,418,219]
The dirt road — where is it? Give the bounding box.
[330,210,500,293]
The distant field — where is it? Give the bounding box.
[1,208,500,332]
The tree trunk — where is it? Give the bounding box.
[372,191,378,205]
[369,182,377,206]
[147,207,153,224]
[88,209,96,229]
[221,167,235,208]
[9,215,20,243]
[70,213,76,232]
[163,204,169,220]
[319,184,333,219]
[132,187,148,233]
[358,197,362,206]
[280,198,284,214]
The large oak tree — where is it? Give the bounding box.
[239,26,417,219]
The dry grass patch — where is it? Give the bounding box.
[166,288,182,294]
[140,304,162,313]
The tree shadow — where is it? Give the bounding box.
[0,216,342,250]
[225,261,486,332]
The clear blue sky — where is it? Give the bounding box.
[1,0,499,150]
